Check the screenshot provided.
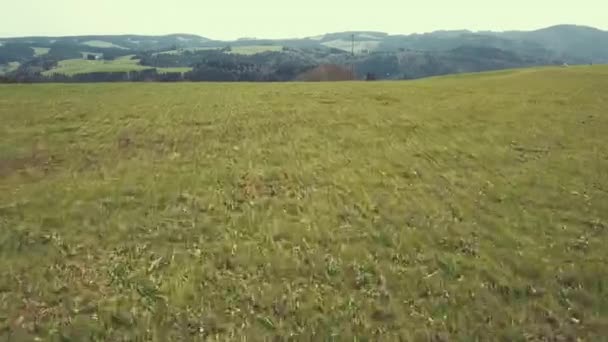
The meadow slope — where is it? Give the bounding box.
[41,56,192,76]
[0,66,607,340]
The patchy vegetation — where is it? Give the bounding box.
[2,25,607,83]
[82,40,128,49]
[0,62,20,75]
[32,47,50,57]
[41,56,192,76]
[229,45,283,55]
[0,66,607,340]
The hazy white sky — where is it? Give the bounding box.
[1,0,606,39]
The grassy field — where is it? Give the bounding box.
[82,40,127,49]
[0,66,607,340]
[42,56,192,76]
[33,47,50,56]
[229,45,283,55]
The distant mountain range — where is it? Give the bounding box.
[1,25,606,81]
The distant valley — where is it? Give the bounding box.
[1,24,607,82]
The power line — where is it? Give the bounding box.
[351,34,355,80]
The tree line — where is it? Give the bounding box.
[1,44,566,84]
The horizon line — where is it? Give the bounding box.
[1,23,605,41]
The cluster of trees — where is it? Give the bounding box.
[2,25,604,83]
[1,42,569,84]
[297,65,353,81]
[135,46,564,82]
[0,44,35,64]
[0,48,321,83]
[0,42,129,64]
[1,69,185,83]
[137,49,319,81]
[348,46,565,80]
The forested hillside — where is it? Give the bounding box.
[1,25,605,82]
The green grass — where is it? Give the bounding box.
[42,56,192,76]
[33,47,50,56]
[1,66,607,340]
[42,58,151,76]
[229,45,283,55]
[82,40,127,49]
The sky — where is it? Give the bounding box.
[1,0,606,39]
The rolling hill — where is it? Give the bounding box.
[1,25,607,81]
[498,25,608,62]
[0,34,212,51]
[1,65,607,339]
